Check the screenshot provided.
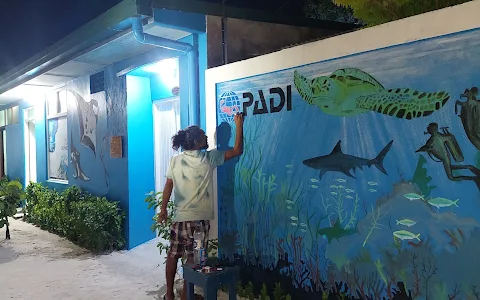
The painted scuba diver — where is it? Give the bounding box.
[455,87,480,151]
[415,122,480,190]
[294,68,451,119]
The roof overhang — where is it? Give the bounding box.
[151,0,361,30]
[0,0,361,106]
[0,0,194,105]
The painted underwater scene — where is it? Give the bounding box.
[216,28,480,300]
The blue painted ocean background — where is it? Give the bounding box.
[216,28,480,223]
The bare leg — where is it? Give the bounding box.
[448,164,479,181]
[181,257,194,300]
[166,256,179,300]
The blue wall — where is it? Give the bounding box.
[178,34,193,130]
[66,66,128,199]
[216,28,480,299]
[2,11,208,249]
[2,97,67,191]
[66,65,130,224]
[152,8,207,130]
[5,102,26,183]
[198,32,207,131]
[126,75,155,248]
[4,65,131,242]
[150,72,177,100]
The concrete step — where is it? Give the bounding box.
[13,208,24,219]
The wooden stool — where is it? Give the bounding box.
[182,264,239,300]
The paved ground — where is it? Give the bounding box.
[0,218,170,300]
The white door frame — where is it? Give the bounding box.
[24,107,37,184]
[152,96,180,213]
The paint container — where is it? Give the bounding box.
[204,266,211,273]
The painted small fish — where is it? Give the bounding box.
[287,206,292,210]
[346,195,353,199]
[336,178,346,183]
[311,185,318,188]
[300,223,308,227]
[427,197,459,208]
[290,216,298,221]
[404,193,424,201]
[286,200,294,204]
[291,223,298,226]
[369,189,377,192]
[367,181,378,186]
[337,185,345,189]
[331,192,338,195]
[300,229,307,233]
[310,178,319,183]
[345,189,355,193]
[286,164,293,168]
[330,185,338,189]
[393,230,421,241]
[396,219,417,227]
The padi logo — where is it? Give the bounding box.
[218,91,242,123]
[242,85,292,116]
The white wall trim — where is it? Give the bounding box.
[205,0,480,239]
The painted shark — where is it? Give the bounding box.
[317,219,359,243]
[303,140,394,179]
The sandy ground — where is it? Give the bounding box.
[0,218,238,300]
[0,218,170,300]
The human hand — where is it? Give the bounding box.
[158,209,167,224]
[234,112,244,127]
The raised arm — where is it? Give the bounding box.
[225,113,244,161]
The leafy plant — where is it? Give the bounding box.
[144,191,175,256]
[259,283,271,300]
[25,183,125,252]
[233,281,291,300]
[304,0,361,24]
[237,281,255,300]
[145,191,221,268]
[273,282,291,300]
[0,179,25,239]
[334,0,472,27]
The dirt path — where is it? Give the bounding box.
[0,218,168,300]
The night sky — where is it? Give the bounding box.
[0,0,307,76]
[0,0,122,75]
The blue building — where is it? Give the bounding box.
[0,0,358,249]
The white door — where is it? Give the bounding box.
[153,97,180,210]
[24,108,37,184]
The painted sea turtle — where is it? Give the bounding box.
[293,68,451,119]
[455,87,480,151]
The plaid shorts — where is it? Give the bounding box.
[168,220,210,260]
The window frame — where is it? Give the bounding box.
[46,87,68,183]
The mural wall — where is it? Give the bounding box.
[216,28,480,299]
[66,66,129,212]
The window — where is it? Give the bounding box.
[0,105,19,127]
[46,89,68,181]
[6,105,19,125]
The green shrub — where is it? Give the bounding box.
[25,183,125,252]
[0,178,25,239]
